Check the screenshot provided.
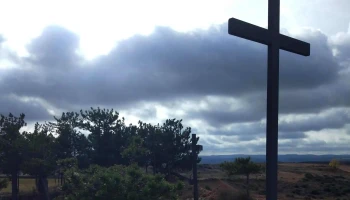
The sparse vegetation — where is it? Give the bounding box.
[304,173,314,179]
[217,190,253,200]
[205,185,212,191]
[1,112,350,200]
[329,159,340,170]
[220,157,262,197]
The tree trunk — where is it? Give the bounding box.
[37,175,49,200]
[152,164,156,175]
[17,172,19,193]
[246,174,250,197]
[11,171,18,200]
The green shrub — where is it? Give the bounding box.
[292,189,302,195]
[302,178,308,182]
[311,190,320,195]
[258,190,266,195]
[0,179,8,191]
[205,185,212,191]
[304,173,314,179]
[56,164,181,200]
[176,181,184,191]
[342,188,350,194]
[286,194,295,198]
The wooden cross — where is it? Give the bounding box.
[191,134,202,200]
[228,1,310,199]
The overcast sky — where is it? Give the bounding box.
[0,0,349,155]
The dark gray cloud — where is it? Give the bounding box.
[25,26,81,70]
[203,107,349,141]
[330,32,350,64]
[199,136,266,155]
[279,29,339,89]
[211,122,264,136]
[0,22,349,154]
[0,95,52,121]
[190,108,264,126]
[279,141,350,154]
[279,132,307,139]
[206,126,299,143]
[191,70,350,126]
[0,23,340,112]
[279,109,350,132]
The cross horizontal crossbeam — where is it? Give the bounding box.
[228,18,310,56]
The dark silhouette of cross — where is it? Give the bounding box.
[228,0,310,199]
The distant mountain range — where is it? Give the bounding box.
[200,154,350,164]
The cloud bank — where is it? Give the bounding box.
[0,22,349,155]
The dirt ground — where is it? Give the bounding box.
[179,163,350,200]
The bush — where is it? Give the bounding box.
[0,179,8,191]
[342,188,350,194]
[304,173,314,179]
[329,159,340,170]
[311,190,321,195]
[176,181,184,191]
[302,178,308,182]
[205,185,212,191]
[258,190,266,195]
[292,189,302,195]
[56,164,182,200]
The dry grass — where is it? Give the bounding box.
[179,163,350,200]
[0,178,58,194]
[339,165,350,173]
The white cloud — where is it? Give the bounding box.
[1,0,350,155]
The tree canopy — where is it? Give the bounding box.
[220,157,262,196]
[0,113,27,200]
[0,108,202,199]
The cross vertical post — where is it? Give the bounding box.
[192,134,199,200]
[266,0,280,199]
[227,0,310,199]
